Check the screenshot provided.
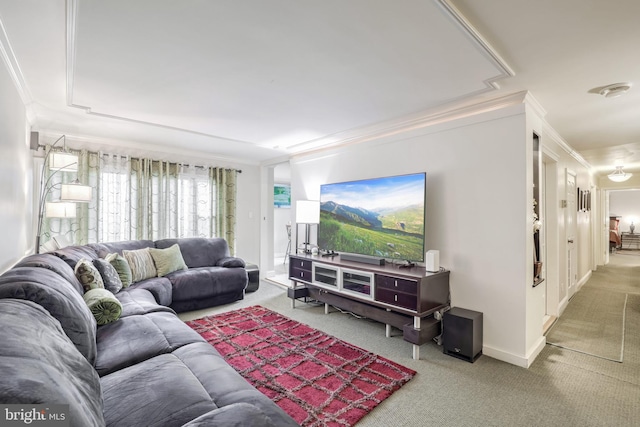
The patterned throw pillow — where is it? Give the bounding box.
[93,258,123,294]
[105,253,133,288]
[149,244,188,277]
[74,259,105,292]
[122,248,157,283]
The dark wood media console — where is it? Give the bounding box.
[287,254,450,359]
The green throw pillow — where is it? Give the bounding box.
[83,288,122,325]
[105,253,133,288]
[74,259,105,292]
[149,244,188,277]
[122,248,157,283]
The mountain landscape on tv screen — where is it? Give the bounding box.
[319,200,424,261]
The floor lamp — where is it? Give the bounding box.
[295,200,320,254]
[35,135,92,253]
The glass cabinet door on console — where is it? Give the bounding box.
[341,268,374,300]
[312,263,340,289]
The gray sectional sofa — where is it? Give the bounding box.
[0,238,299,427]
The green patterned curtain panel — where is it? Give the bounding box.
[42,148,238,254]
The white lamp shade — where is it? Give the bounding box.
[50,152,78,172]
[60,183,92,202]
[296,200,320,224]
[45,202,76,218]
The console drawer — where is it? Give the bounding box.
[376,275,418,295]
[375,288,417,310]
[290,258,312,272]
[291,268,312,282]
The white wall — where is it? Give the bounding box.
[0,56,32,272]
[290,104,534,365]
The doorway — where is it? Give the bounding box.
[272,162,292,286]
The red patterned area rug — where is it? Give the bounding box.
[186,305,416,426]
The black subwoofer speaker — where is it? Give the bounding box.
[443,307,483,363]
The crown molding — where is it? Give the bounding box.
[289,91,529,158]
[542,121,591,170]
[0,14,34,120]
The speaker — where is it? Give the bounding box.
[30,131,40,151]
[442,307,483,363]
[339,253,385,265]
[425,250,439,272]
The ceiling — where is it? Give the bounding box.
[0,0,638,172]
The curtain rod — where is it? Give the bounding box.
[40,145,242,173]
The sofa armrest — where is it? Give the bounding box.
[182,403,280,427]
[216,256,246,268]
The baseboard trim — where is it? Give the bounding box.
[482,336,546,368]
[577,270,592,291]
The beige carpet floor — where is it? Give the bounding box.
[546,288,628,361]
[178,253,640,426]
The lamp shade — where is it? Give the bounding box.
[296,200,320,224]
[49,152,78,172]
[60,183,92,202]
[45,202,76,218]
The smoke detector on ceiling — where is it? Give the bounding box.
[599,82,632,98]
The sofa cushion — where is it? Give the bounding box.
[95,311,203,376]
[149,243,188,277]
[155,237,230,268]
[167,266,247,302]
[127,276,173,306]
[100,353,218,426]
[51,245,99,269]
[0,267,97,365]
[115,287,174,317]
[93,258,123,293]
[183,403,281,427]
[172,342,299,427]
[14,253,85,295]
[84,288,122,325]
[105,253,133,287]
[123,248,157,283]
[89,240,155,258]
[75,259,105,292]
[0,299,105,427]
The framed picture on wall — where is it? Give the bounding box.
[274,184,291,208]
[577,187,582,211]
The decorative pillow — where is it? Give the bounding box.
[218,256,246,268]
[74,259,105,292]
[105,253,133,288]
[122,248,157,283]
[83,288,122,325]
[93,258,123,294]
[149,244,188,277]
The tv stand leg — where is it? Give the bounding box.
[291,282,296,309]
[324,303,329,314]
[412,316,421,360]
[386,324,392,338]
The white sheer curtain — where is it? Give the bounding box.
[40,148,238,253]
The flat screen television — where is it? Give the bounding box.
[318,172,426,262]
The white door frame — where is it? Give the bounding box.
[565,169,578,305]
